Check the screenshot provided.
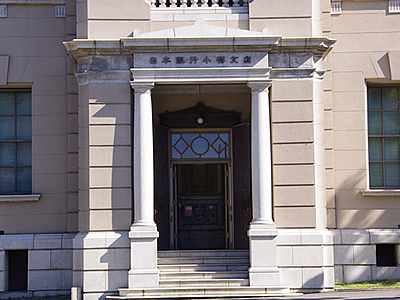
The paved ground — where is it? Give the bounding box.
[266,289,400,300]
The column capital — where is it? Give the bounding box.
[247,80,272,92]
[130,81,155,93]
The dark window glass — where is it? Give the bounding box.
[368,87,400,188]
[0,91,32,194]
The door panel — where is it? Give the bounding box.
[233,123,251,249]
[154,125,170,250]
[175,164,226,250]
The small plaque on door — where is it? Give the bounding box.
[185,205,193,216]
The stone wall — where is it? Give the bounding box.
[0,234,74,298]
[332,229,400,283]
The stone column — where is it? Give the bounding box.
[247,81,280,287]
[129,82,159,288]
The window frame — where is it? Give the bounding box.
[367,85,400,189]
[0,89,32,195]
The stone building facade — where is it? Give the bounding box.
[0,0,400,299]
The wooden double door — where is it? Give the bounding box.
[154,124,251,250]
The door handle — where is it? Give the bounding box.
[246,207,251,217]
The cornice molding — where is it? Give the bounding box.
[64,36,335,62]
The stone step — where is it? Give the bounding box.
[160,271,248,280]
[158,264,249,272]
[114,286,293,299]
[158,257,250,265]
[159,278,249,287]
[158,250,249,258]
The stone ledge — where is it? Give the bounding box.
[0,194,40,202]
[361,189,400,197]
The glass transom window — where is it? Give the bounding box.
[0,90,32,194]
[368,86,400,188]
[171,131,230,160]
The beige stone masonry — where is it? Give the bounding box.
[0,234,74,295]
[332,229,400,283]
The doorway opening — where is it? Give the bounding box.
[154,103,251,251]
[173,163,230,250]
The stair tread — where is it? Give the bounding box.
[160,278,248,282]
[160,271,248,274]
[158,263,249,266]
[120,286,286,291]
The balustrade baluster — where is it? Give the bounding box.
[150,0,157,7]
[170,0,177,7]
[200,0,208,7]
[180,0,188,7]
[211,0,218,7]
[232,0,239,7]
[222,0,229,7]
[189,0,198,7]
[241,0,248,6]
[159,0,167,7]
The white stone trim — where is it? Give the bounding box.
[65,36,335,62]
[361,189,400,197]
[0,4,6,17]
[0,194,40,202]
[55,5,65,17]
[389,0,400,13]
[331,1,342,14]
[131,67,271,85]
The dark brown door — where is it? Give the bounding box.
[154,125,170,250]
[175,164,226,250]
[232,123,251,249]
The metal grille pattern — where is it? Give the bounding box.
[171,132,230,160]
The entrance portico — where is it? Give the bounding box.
[64,19,335,298]
[129,75,277,288]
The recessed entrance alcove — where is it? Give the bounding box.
[152,89,251,250]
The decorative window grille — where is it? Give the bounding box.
[331,1,342,14]
[0,5,7,18]
[171,132,230,160]
[389,0,400,13]
[55,5,66,17]
[150,0,248,8]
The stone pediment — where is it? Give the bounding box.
[133,19,268,38]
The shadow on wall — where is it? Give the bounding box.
[335,169,399,229]
[88,92,132,297]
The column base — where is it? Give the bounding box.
[128,269,160,288]
[129,223,159,288]
[249,267,280,286]
[248,222,280,287]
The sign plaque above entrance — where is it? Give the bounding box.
[134,52,268,68]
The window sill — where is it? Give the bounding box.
[0,194,41,202]
[361,190,400,197]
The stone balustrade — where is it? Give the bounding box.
[151,0,248,8]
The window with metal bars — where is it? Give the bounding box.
[0,90,32,194]
[368,86,400,188]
